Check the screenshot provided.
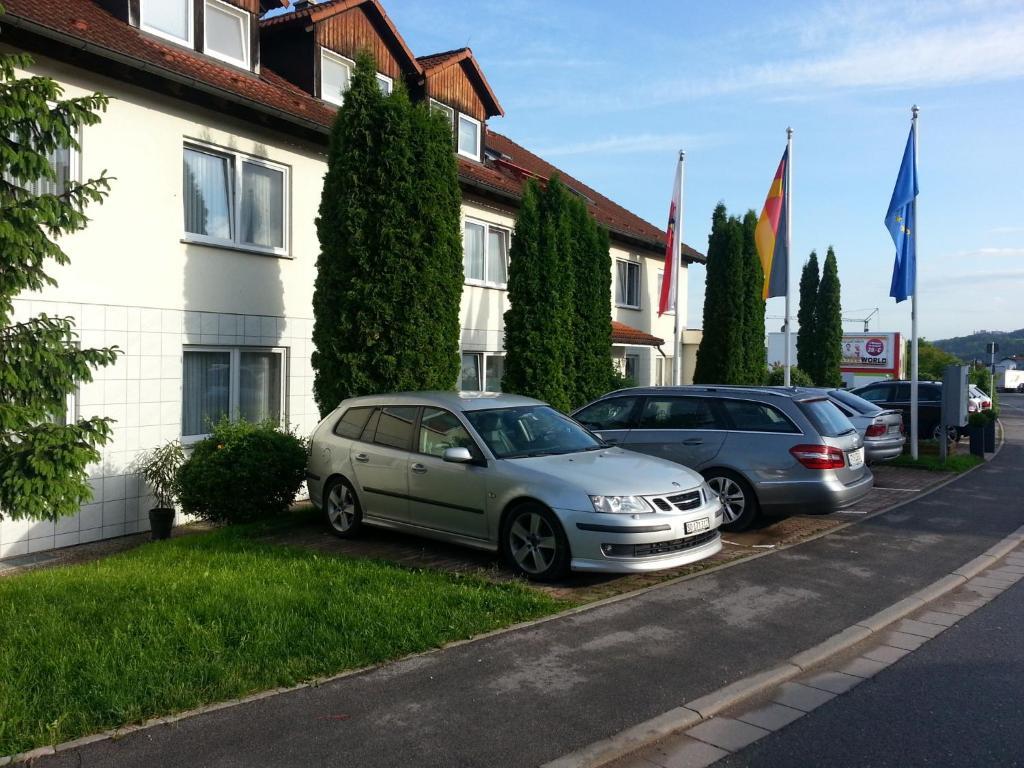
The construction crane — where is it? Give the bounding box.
[843,308,879,332]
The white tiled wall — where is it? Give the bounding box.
[0,298,318,558]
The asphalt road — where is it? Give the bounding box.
[717,575,1024,767]
[38,400,1024,768]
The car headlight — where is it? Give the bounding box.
[589,495,651,514]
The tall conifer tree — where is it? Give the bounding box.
[694,204,746,384]
[741,210,766,384]
[816,247,844,387]
[796,251,820,383]
[1,47,118,521]
[312,53,462,415]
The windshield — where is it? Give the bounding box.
[799,398,857,437]
[830,389,882,415]
[465,405,603,458]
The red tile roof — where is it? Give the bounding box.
[611,321,664,347]
[3,0,703,261]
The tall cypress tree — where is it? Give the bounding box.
[1,48,118,521]
[694,204,745,384]
[797,251,820,383]
[741,209,766,384]
[503,178,574,411]
[567,195,613,408]
[312,52,462,415]
[816,247,844,387]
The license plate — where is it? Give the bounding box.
[685,518,710,535]
[847,448,865,468]
[887,424,900,434]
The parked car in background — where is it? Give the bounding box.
[850,380,962,441]
[308,392,723,581]
[812,388,906,463]
[968,385,992,412]
[572,387,873,532]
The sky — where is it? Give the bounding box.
[274,0,1024,341]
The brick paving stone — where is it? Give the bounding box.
[963,584,1003,599]
[914,610,961,627]
[884,631,929,651]
[736,703,806,731]
[771,682,837,712]
[802,671,863,694]
[968,577,1010,591]
[687,717,770,752]
[643,734,731,768]
[990,564,1024,576]
[979,570,1021,584]
[896,618,947,638]
[863,645,911,664]
[840,656,890,679]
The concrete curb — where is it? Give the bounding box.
[2,436,1008,765]
[540,522,1024,768]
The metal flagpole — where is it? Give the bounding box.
[673,151,685,385]
[783,127,793,386]
[910,106,919,459]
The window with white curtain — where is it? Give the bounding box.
[463,219,509,287]
[204,0,249,68]
[140,0,193,46]
[3,140,76,197]
[183,143,289,255]
[320,49,353,106]
[616,260,641,308]
[182,347,286,439]
[458,114,481,160]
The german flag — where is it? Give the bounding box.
[754,147,789,300]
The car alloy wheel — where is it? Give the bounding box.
[707,476,745,524]
[324,479,361,537]
[931,424,958,443]
[503,504,569,582]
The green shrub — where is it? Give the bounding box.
[176,420,306,524]
[608,367,635,392]
[765,363,814,387]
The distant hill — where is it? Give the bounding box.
[933,329,1024,362]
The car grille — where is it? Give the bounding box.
[603,530,718,559]
[649,490,703,512]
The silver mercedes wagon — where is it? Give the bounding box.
[307,392,723,581]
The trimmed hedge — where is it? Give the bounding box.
[176,420,306,524]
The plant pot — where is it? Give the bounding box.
[968,425,985,458]
[984,420,996,452]
[148,508,175,541]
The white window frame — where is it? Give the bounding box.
[457,113,482,161]
[376,73,394,94]
[182,140,290,257]
[4,125,80,196]
[462,217,510,288]
[140,0,194,48]
[320,48,354,106]
[460,351,505,392]
[430,99,455,132]
[616,259,642,309]
[181,345,288,442]
[203,0,250,69]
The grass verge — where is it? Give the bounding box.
[888,452,984,472]
[0,526,566,756]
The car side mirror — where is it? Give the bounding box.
[442,447,474,463]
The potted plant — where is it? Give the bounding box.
[983,409,998,453]
[134,440,186,540]
[966,412,986,458]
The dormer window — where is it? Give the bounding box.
[204,0,250,69]
[139,0,250,69]
[320,49,353,106]
[376,74,393,95]
[430,99,455,132]
[140,0,193,47]
[458,114,481,161]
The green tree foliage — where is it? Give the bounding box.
[918,339,961,380]
[0,48,118,522]
[312,53,462,416]
[741,210,766,384]
[567,193,615,408]
[694,204,746,384]
[815,247,844,387]
[502,178,575,411]
[766,364,813,387]
[797,251,820,381]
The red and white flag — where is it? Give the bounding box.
[658,155,683,316]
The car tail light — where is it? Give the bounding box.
[790,444,845,470]
[865,422,886,438]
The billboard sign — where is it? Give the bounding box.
[841,333,898,369]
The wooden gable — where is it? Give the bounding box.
[313,3,412,83]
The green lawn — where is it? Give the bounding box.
[0,526,566,756]
[888,452,984,472]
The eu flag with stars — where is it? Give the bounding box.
[885,124,918,302]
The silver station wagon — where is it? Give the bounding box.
[573,386,874,532]
[307,392,724,581]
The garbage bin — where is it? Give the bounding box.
[984,419,996,452]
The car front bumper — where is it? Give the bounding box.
[556,498,724,573]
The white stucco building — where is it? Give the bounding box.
[0,0,704,557]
